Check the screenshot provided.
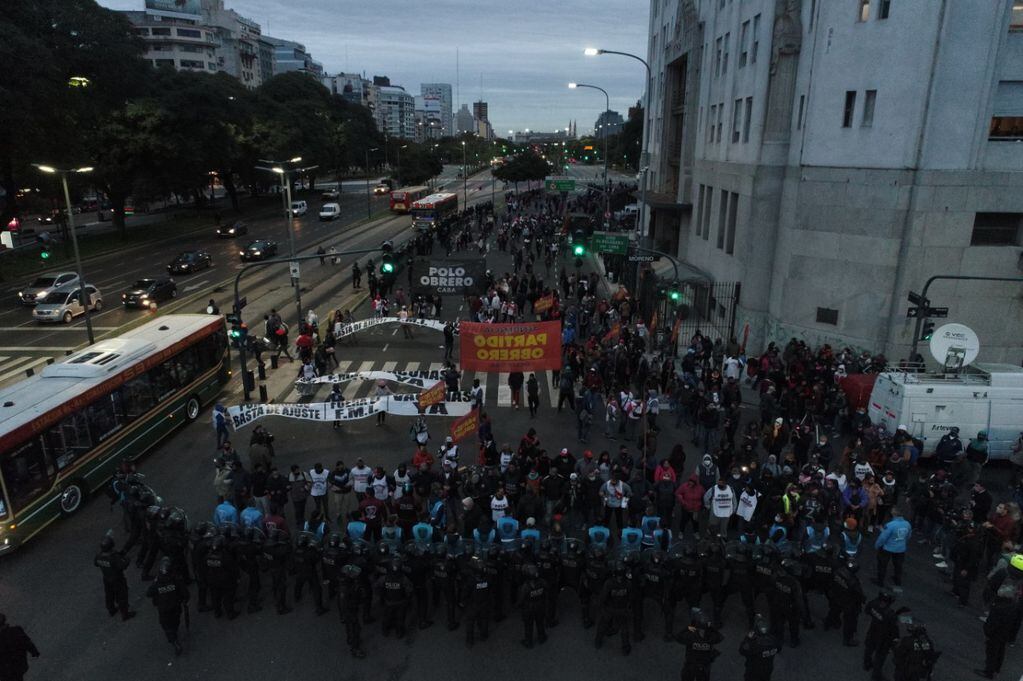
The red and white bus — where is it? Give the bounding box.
[389,186,429,213]
[410,192,459,231]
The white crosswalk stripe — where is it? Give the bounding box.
[343,361,375,400]
[547,371,560,409]
[496,372,512,407]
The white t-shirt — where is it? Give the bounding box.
[737,490,759,522]
[499,450,513,472]
[350,465,372,493]
[371,476,390,500]
[490,495,509,522]
[442,444,459,469]
[723,357,741,381]
[393,471,412,498]
[308,469,330,497]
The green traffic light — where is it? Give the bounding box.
[381,262,394,274]
[40,250,50,259]
[572,244,585,257]
[669,290,681,302]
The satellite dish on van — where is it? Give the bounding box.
[929,323,980,372]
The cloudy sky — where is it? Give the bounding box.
[97,0,651,133]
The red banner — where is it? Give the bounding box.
[603,323,621,344]
[459,321,562,372]
[418,380,445,410]
[533,294,554,314]
[450,408,479,443]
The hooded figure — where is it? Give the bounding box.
[762,454,781,479]
[698,454,720,490]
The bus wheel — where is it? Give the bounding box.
[59,480,86,515]
[185,395,201,421]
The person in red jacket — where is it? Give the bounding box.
[654,459,678,484]
[675,473,705,539]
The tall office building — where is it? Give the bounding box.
[421,83,453,135]
[377,85,416,139]
[472,100,489,123]
[455,104,475,134]
[643,0,1023,363]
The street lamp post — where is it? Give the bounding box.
[585,48,652,244]
[568,82,611,224]
[461,141,467,205]
[396,144,408,187]
[34,164,95,345]
[257,157,316,326]
[365,147,378,219]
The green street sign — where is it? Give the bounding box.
[591,231,629,255]
[544,176,576,193]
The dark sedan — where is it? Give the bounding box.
[239,239,278,261]
[167,250,213,274]
[216,221,249,238]
[122,277,177,308]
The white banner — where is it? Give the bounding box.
[300,369,447,389]
[333,317,456,339]
[227,392,474,430]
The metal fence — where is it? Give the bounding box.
[653,280,741,352]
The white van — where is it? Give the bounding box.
[319,203,341,221]
[290,200,308,216]
[868,363,1023,459]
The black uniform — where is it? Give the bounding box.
[462,560,494,646]
[595,572,633,654]
[431,548,461,630]
[146,570,189,654]
[293,539,327,615]
[982,594,1020,678]
[262,533,292,614]
[377,564,414,638]
[739,629,781,681]
[205,542,240,619]
[726,543,757,629]
[637,551,670,641]
[825,563,864,645]
[580,548,608,627]
[337,567,367,658]
[189,529,213,612]
[863,596,898,678]
[677,625,724,681]
[537,547,561,626]
[701,545,729,627]
[406,546,433,629]
[236,531,264,613]
[94,548,135,620]
[768,566,804,647]
[892,626,940,681]
[518,571,549,647]
[667,550,704,637]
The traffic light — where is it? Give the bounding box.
[571,228,587,257]
[39,246,51,260]
[920,319,935,342]
[668,288,681,302]
[379,240,396,276]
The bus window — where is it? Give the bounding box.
[86,393,125,443]
[2,439,56,514]
[148,363,179,402]
[170,347,201,386]
[43,411,92,470]
[122,374,156,418]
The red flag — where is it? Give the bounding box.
[418,380,445,410]
[449,408,479,443]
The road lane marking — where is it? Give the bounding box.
[497,372,512,407]
[183,279,209,292]
[342,361,375,400]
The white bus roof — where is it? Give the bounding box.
[0,314,220,439]
[391,186,428,194]
[411,192,457,207]
[879,363,1023,389]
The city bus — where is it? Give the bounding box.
[389,186,429,213]
[410,192,459,231]
[0,314,228,552]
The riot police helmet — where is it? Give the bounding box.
[99,534,115,552]
[342,564,362,580]
[753,613,770,636]
[522,563,540,580]
[327,532,343,548]
[158,556,174,576]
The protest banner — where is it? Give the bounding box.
[331,317,454,340]
[411,258,486,296]
[458,320,562,372]
[418,380,446,409]
[449,408,479,443]
[533,294,554,314]
[227,392,473,429]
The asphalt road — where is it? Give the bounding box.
[0,165,487,388]
[1,192,1017,681]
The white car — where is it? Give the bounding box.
[319,203,341,221]
[32,284,102,324]
[290,200,308,216]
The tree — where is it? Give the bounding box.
[396,146,442,186]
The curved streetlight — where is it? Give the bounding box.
[585,47,652,243]
[569,82,610,221]
[33,164,95,344]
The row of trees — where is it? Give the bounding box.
[0,1,489,234]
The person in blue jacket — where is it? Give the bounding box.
[874,507,912,591]
[213,496,239,527]
[588,523,611,548]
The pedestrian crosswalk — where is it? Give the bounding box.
[296,358,563,410]
[0,354,57,388]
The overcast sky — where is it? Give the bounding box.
[96,0,650,133]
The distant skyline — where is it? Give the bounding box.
[97,0,650,133]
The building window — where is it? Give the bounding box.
[990,116,1023,140]
[151,27,171,36]
[743,97,753,142]
[862,89,877,127]
[726,192,738,254]
[797,94,806,130]
[816,307,839,325]
[878,0,891,19]
[708,105,717,143]
[717,103,724,142]
[703,187,713,240]
[1013,1,1023,31]
[971,212,1021,246]
[739,21,749,67]
[858,0,871,22]
[722,32,730,74]
[717,190,728,249]
[135,28,149,36]
[176,28,201,38]
[180,59,204,69]
[732,99,743,143]
[752,15,760,63]
[154,59,175,68]
[842,91,857,128]
[715,37,723,77]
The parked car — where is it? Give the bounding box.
[290,200,308,216]
[321,187,340,200]
[239,239,279,261]
[17,271,79,306]
[33,284,102,324]
[167,250,213,274]
[216,220,249,238]
[122,277,177,308]
[319,203,341,221]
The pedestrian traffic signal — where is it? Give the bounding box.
[572,242,585,257]
[39,246,50,260]
[920,319,935,341]
[669,288,681,302]
[229,322,247,347]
